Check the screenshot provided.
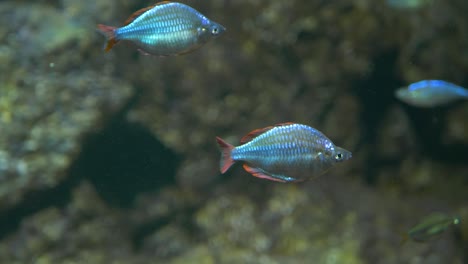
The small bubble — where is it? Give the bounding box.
[49,62,55,68]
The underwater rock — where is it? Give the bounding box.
[0,2,134,211]
[194,184,365,263]
[169,246,215,264]
[0,182,133,263]
[322,94,361,155]
[376,105,418,160]
[195,195,271,252]
[442,104,468,145]
[394,1,468,83]
[0,3,85,59]
[0,69,132,211]
[1,176,464,263]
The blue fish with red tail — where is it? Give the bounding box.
[216,123,352,183]
[97,1,225,56]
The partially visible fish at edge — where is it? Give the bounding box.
[97,1,225,56]
[216,122,352,183]
[386,0,433,9]
[395,80,468,108]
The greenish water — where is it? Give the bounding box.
[0,0,467,263]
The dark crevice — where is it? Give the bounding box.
[131,205,200,251]
[0,167,80,240]
[353,49,468,185]
[0,88,180,239]
[131,214,173,250]
[353,49,402,185]
[0,90,139,240]
[72,86,180,208]
[75,119,180,208]
[400,104,468,164]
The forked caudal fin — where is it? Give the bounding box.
[215,137,235,173]
[97,24,119,52]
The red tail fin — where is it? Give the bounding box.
[216,137,235,173]
[97,24,119,52]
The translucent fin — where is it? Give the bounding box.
[96,24,118,52]
[242,164,297,183]
[216,137,235,173]
[123,1,172,25]
[240,122,294,143]
[137,49,152,56]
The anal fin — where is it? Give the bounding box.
[242,164,297,183]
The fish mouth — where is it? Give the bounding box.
[344,151,352,161]
[219,25,226,33]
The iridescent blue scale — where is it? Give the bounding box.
[227,123,351,182]
[98,2,225,56]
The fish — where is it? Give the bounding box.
[215,122,352,183]
[97,1,225,56]
[403,212,460,243]
[386,0,433,9]
[395,80,468,107]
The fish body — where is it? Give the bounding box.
[407,212,460,242]
[216,123,352,183]
[97,1,225,56]
[395,80,468,107]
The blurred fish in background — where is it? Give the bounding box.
[395,80,468,107]
[386,0,434,9]
[402,212,460,243]
[97,1,225,56]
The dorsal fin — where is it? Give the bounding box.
[123,1,172,25]
[240,126,274,144]
[274,122,295,126]
[240,122,294,143]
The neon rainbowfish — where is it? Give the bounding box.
[216,123,352,183]
[395,80,468,107]
[97,1,225,56]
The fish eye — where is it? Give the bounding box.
[335,153,343,160]
[211,27,219,35]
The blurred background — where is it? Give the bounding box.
[0,0,467,263]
